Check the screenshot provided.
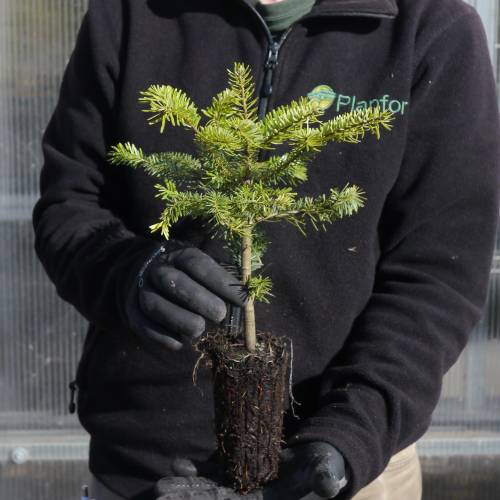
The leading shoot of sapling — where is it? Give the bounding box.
[108,62,395,492]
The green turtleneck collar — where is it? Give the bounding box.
[250,0,316,34]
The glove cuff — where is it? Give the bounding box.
[122,238,193,333]
[136,239,192,287]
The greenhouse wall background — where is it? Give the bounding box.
[0,1,498,499]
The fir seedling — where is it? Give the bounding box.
[108,62,395,353]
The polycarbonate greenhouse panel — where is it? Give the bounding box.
[0,0,88,425]
[0,0,499,499]
[0,0,91,498]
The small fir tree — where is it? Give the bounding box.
[108,63,394,353]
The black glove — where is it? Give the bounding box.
[261,441,348,499]
[155,442,347,500]
[156,477,260,500]
[125,240,246,350]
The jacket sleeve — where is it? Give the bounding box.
[287,10,500,497]
[32,0,160,332]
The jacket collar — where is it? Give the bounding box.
[242,0,398,20]
[237,0,398,45]
[306,0,398,19]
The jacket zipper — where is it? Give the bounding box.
[236,1,292,119]
[258,31,291,119]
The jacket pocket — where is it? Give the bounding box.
[68,323,100,414]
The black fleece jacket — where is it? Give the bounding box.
[32,0,500,498]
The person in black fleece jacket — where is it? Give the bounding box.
[32,0,500,499]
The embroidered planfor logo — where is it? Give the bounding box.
[307,84,409,115]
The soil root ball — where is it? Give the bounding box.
[196,331,290,493]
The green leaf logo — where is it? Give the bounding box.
[307,85,336,110]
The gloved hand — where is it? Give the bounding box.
[260,441,348,499]
[125,240,246,350]
[155,442,348,500]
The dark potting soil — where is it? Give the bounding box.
[195,331,290,493]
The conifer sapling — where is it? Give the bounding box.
[108,62,395,353]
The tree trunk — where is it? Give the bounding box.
[241,232,256,352]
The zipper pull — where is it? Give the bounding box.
[68,380,77,414]
[258,28,292,120]
[263,41,280,96]
[259,41,281,117]
[265,41,280,70]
